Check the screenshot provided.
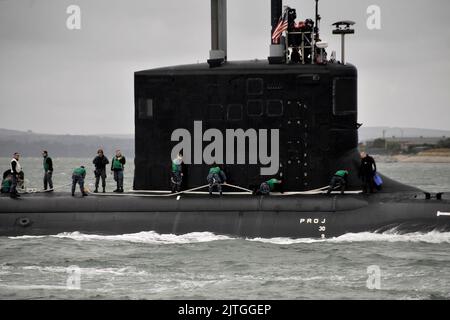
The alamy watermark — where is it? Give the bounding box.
[171,121,280,175]
[65,5,381,31]
[366,265,381,290]
[66,5,81,30]
[367,5,381,30]
[66,265,81,290]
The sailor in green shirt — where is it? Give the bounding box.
[72,166,88,197]
[170,154,183,193]
[327,170,349,195]
[111,150,126,193]
[258,178,282,195]
[1,170,12,194]
[206,164,227,196]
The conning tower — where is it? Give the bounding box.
[134,0,358,191]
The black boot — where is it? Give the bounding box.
[94,188,98,193]
[103,187,106,193]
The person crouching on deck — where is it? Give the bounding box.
[327,170,349,195]
[72,166,88,197]
[207,165,227,196]
[257,178,283,195]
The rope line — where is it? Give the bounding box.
[18,182,73,194]
[13,174,361,197]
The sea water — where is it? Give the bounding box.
[0,158,450,299]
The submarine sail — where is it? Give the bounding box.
[134,0,359,192]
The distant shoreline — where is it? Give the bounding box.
[375,155,450,163]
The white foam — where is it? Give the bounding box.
[248,237,325,244]
[51,231,233,244]
[329,230,450,244]
[249,230,450,245]
[8,230,450,245]
[8,235,46,239]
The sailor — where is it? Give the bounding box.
[93,149,109,193]
[287,7,301,47]
[359,152,377,194]
[287,7,297,32]
[303,19,314,60]
[72,166,88,197]
[17,171,25,190]
[295,20,306,30]
[170,153,183,193]
[1,170,12,194]
[315,38,328,65]
[290,47,301,64]
[42,150,53,191]
[9,152,22,198]
[327,170,349,195]
[111,150,126,193]
[257,178,282,195]
[207,164,227,196]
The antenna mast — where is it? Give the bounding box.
[314,0,321,41]
[208,0,227,68]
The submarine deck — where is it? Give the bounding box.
[135,59,357,76]
[1,191,450,238]
[0,190,445,213]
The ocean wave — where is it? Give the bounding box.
[247,237,324,245]
[249,230,450,244]
[17,265,148,276]
[8,230,450,245]
[7,235,46,239]
[8,231,233,244]
[7,231,235,244]
[0,284,72,290]
[328,230,450,244]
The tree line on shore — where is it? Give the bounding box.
[0,129,134,158]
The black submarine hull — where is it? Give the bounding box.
[1,191,450,238]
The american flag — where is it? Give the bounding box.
[272,8,289,44]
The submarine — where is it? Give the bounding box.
[1,0,450,238]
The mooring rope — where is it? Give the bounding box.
[89,184,348,198]
[14,177,359,197]
[90,183,255,198]
[89,184,213,198]
[280,186,330,196]
[222,183,253,194]
[19,182,73,194]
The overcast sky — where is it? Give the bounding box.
[0,0,449,134]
